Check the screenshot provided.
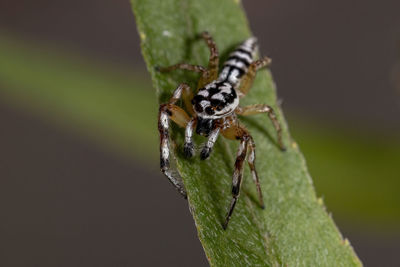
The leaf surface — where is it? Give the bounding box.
[131,0,362,266]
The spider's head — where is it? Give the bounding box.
[192,82,239,123]
[196,116,215,136]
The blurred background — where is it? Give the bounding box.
[0,0,399,266]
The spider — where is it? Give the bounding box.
[157,31,285,229]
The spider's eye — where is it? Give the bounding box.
[222,91,236,104]
[195,103,203,113]
[210,99,224,111]
[205,106,215,115]
[192,95,205,105]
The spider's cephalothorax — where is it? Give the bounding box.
[157,32,285,229]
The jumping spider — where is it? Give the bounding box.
[157,32,285,229]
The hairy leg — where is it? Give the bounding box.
[236,104,285,150]
[221,121,267,229]
[200,127,220,160]
[156,63,207,93]
[197,31,219,87]
[247,137,264,208]
[238,56,271,97]
[184,118,196,158]
[222,132,249,230]
[156,31,220,91]
[156,63,206,74]
[158,84,193,198]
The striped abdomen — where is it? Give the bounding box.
[218,37,258,86]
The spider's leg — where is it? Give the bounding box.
[161,78,194,115]
[156,31,219,90]
[184,118,196,158]
[156,63,207,74]
[236,104,285,150]
[156,63,206,106]
[247,136,264,208]
[200,127,220,160]
[221,123,251,229]
[158,84,193,198]
[223,134,249,230]
[238,56,271,97]
[197,31,219,88]
[159,104,189,198]
[181,83,194,115]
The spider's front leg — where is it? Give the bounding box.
[185,119,221,160]
[183,118,196,158]
[200,127,220,160]
[158,83,193,198]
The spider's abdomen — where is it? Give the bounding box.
[191,37,257,119]
[218,37,258,86]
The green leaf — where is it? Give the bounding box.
[131,0,361,266]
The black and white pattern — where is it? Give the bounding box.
[192,81,238,119]
[219,37,257,85]
[191,38,258,119]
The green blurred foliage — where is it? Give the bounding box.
[0,34,157,160]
